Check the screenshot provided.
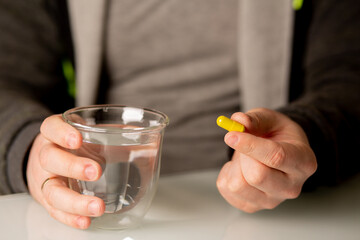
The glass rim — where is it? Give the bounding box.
[62,104,169,134]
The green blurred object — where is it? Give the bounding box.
[292,0,303,10]
[62,59,76,98]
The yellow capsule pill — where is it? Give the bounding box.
[216,116,244,132]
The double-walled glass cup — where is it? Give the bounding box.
[62,105,169,229]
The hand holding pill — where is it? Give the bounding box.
[216,108,317,213]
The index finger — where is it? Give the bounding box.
[40,114,82,149]
[230,108,280,137]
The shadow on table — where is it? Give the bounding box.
[221,174,360,240]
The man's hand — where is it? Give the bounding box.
[217,108,317,212]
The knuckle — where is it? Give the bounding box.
[283,186,302,199]
[266,144,286,169]
[243,140,257,155]
[306,151,318,175]
[244,167,267,187]
[297,144,318,176]
[228,178,245,193]
[216,178,225,190]
[66,158,78,177]
[241,203,259,213]
[310,160,318,174]
[72,196,92,215]
[70,197,83,214]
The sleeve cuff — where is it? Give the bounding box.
[7,121,42,193]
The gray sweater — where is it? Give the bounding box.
[0,0,359,194]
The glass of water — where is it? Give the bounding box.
[62,105,169,229]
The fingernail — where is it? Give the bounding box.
[84,165,97,180]
[76,216,88,229]
[225,134,239,147]
[67,133,77,148]
[88,201,100,216]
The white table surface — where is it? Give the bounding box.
[1,169,360,240]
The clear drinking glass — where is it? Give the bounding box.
[62,105,169,229]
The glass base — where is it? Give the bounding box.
[91,213,142,230]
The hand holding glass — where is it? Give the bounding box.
[62,105,169,229]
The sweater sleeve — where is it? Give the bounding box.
[279,0,360,189]
[0,0,72,194]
